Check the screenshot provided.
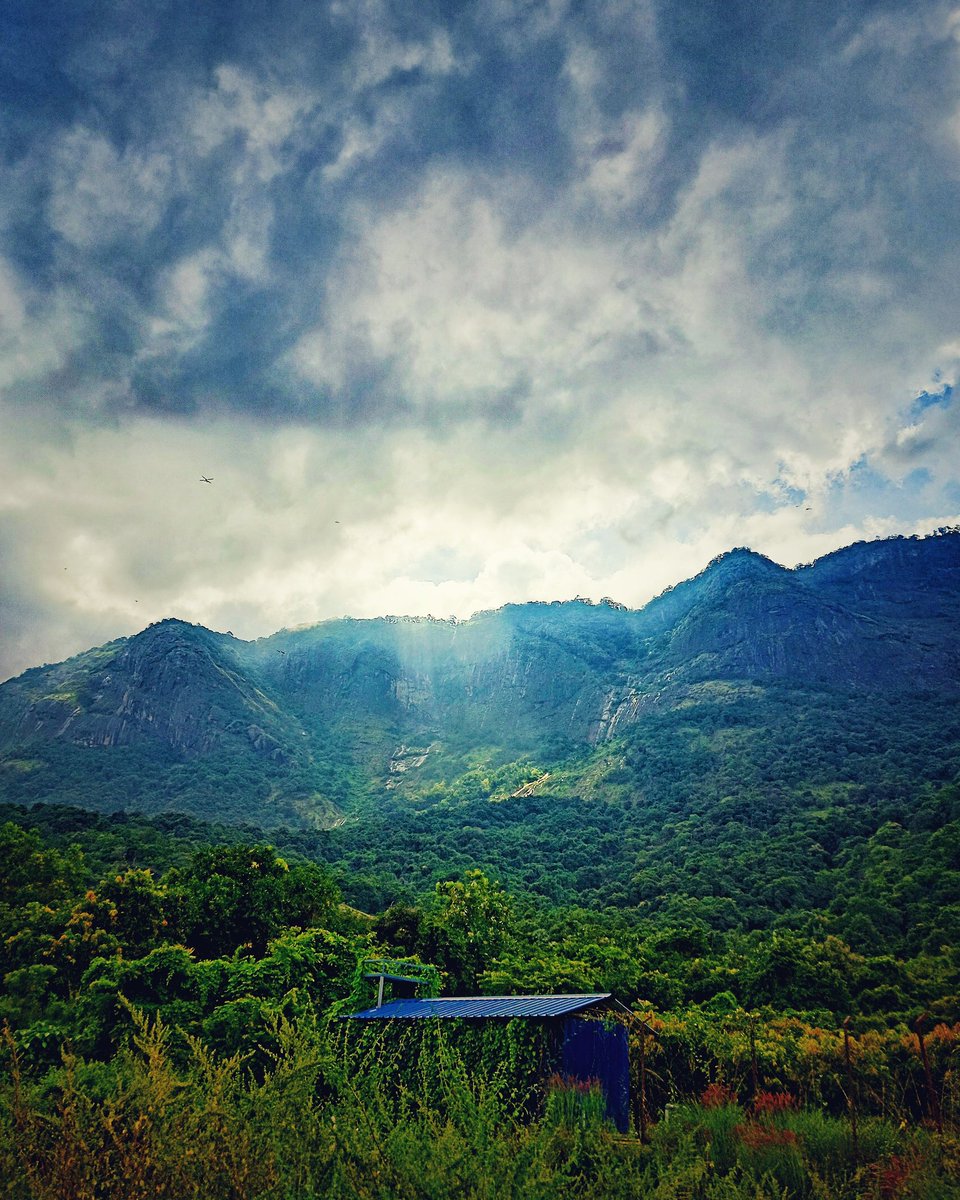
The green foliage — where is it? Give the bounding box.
[73,925,359,1060]
[646,1100,960,1199]
[0,821,85,907]
[543,1074,609,1131]
[4,1011,960,1200]
[425,870,513,990]
[167,843,341,957]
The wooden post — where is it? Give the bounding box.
[843,1018,858,1165]
[626,1010,652,1143]
[749,1015,760,1100]
[914,1014,943,1136]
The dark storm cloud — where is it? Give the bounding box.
[2,0,957,428]
[1,1,479,420]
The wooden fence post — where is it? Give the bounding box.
[843,1018,859,1165]
[914,1014,944,1136]
[749,1015,760,1100]
[626,1008,652,1143]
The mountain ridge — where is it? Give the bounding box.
[2,531,959,829]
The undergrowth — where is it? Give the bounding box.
[2,1011,959,1199]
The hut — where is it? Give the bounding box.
[345,988,631,1132]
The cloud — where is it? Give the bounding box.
[188,64,316,185]
[0,257,89,394]
[286,128,915,490]
[3,0,960,679]
[290,167,671,411]
[48,127,174,250]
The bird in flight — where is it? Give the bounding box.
[200,476,213,484]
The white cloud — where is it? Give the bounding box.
[841,5,960,62]
[290,135,909,500]
[321,94,415,183]
[292,168,668,404]
[48,127,173,248]
[350,18,456,89]
[0,258,88,394]
[561,29,667,216]
[223,195,274,281]
[190,65,315,184]
[161,250,220,330]
[576,107,667,214]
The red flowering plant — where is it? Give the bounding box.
[865,1155,916,1200]
[751,1090,795,1117]
[700,1081,738,1108]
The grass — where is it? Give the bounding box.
[2,1013,960,1199]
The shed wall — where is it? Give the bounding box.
[561,1018,630,1133]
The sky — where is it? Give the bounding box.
[2,0,960,682]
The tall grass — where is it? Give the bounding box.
[2,1013,960,1199]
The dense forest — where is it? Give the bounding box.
[2,792,959,1198]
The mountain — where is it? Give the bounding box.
[1,532,959,843]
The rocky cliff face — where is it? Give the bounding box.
[2,532,959,823]
[645,546,957,691]
[0,620,298,761]
[801,533,960,619]
[242,604,638,753]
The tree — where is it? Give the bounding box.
[0,822,85,907]
[169,844,340,958]
[424,871,513,991]
[99,869,168,958]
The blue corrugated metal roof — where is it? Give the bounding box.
[345,993,613,1020]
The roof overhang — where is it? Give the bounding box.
[344,992,615,1020]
